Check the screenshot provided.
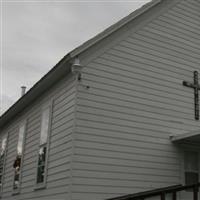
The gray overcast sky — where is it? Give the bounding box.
[0,0,151,115]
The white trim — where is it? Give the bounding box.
[69,75,78,199]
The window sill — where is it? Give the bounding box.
[34,183,46,191]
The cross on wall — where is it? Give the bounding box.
[183,71,200,120]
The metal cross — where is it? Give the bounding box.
[183,71,200,120]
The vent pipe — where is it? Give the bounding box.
[21,86,26,97]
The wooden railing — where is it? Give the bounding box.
[107,183,200,200]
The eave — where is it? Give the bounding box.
[170,130,200,144]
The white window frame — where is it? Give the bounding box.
[12,120,27,194]
[0,133,9,196]
[35,102,52,190]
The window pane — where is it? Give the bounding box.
[17,125,25,156]
[185,152,199,171]
[36,107,51,185]
[37,166,45,183]
[1,137,7,156]
[185,172,199,185]
[0,175,2,190]
[40,108,50,145]
[37,146,47,184]
[13,124,25,190]
[0,136,7,191]
[13,166,20,189]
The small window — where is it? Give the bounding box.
[36,107,51,186]
[184,151,199,186]
[13,124,26,190]
[0,135,8,192]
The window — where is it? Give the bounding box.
[0,135,8,192]
[36,107,51,187]
[184,151,199,186]
[13,123,26,191]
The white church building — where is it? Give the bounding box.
[0,0,200,199]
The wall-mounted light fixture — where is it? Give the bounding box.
[71,57,83,81]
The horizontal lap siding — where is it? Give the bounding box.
[72,0,200,200]
[1,75,76,200]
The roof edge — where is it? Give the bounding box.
[70,0,161,58]
[0,54,72,128]
[170,130,200,143]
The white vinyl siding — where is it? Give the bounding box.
[72,0,200,199]
[1,74,76,200]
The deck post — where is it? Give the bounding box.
[193,186,198,200]
[161,193,165,200]
[172,192,177,200]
